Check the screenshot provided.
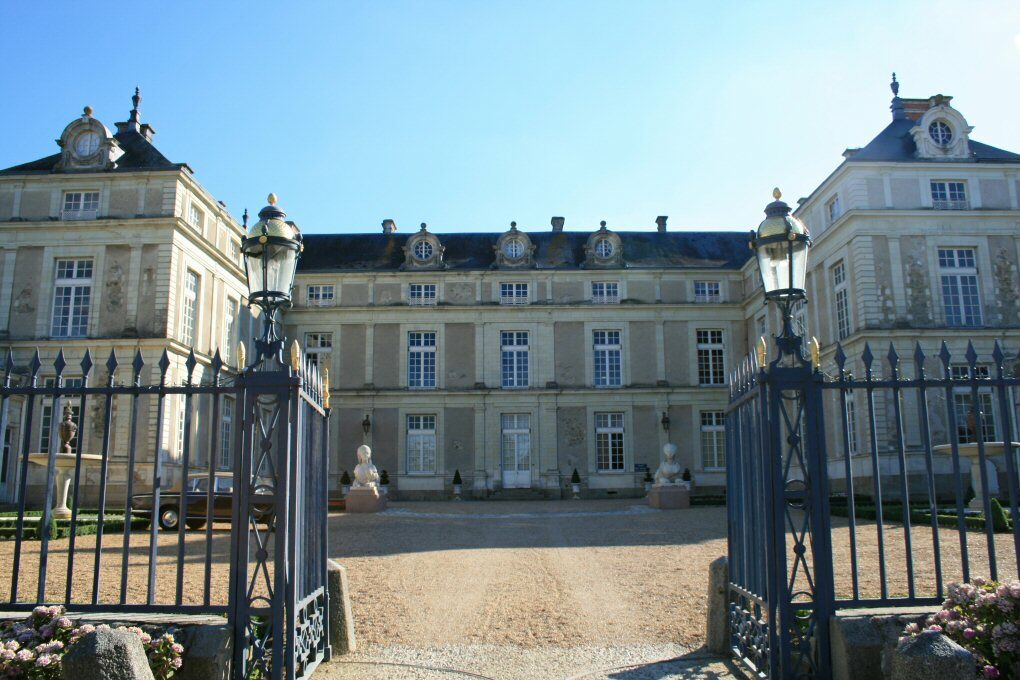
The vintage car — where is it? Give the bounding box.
[131,472,274,530]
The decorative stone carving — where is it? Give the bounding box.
[353,445,380,488]
[55,107,124,172]
[903,253,931,325]
[992,248,1019,325]
[910,96,973,160]
[58,403,78,454]
[493,222,535,268]
[653,443,688,488]
[401,223,446,270]
[582,221,623,268]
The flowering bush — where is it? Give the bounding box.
[901,578,1020,679]
[0,606,183,679]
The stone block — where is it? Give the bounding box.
[647,485,690,509]
[328,559,357,655]
[61,628,155,680]
[176,623,231,679]
[705,556,729,655]
[829,607,935,680]
[889,630,974,680]
[345,486,386,513]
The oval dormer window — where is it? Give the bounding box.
[414,240,434,260]
[928,121,953,146]
[595,237,614,259]
[503,238,525,259]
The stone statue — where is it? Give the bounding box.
[653,443,687,487]
[353,445,380,488]
[58,404,78,454]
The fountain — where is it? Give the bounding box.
[932,441,1019,512]
[28,404,103,519]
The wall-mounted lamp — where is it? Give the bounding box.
[362,414,371,435]
[661,411,670,432]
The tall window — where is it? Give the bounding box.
[229,239,241,265]
[931,181,968,210]
[701,411,726,469]
[188,203,205,231]
[832,260,851,340]
[181,271,200,346]
[500,331,529,388]
[61,191,99,220]
[501,414,531,471]
[591,281,619,304]
[219,397,234,469]
[696,329,725,385]
[826,195,842,224]
[951,365,997,444]
[593,330,622,388]
[694,281,721,303]
[40,378,82,453]
[845,397,858,455]
[408,331,437,389]
[305,332,332,369]
[174,395,187,461]
[223,298,239,362]
[595,412,625,471]
[51,258,93,337]
[938,248,982,327]
[307,285,335,306]
[409,283,437,306]
[499,282,529,305]
[407,414,436,473]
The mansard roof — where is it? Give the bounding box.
[847,118,1020,164]
[0,125,185,175]
[298,230,752,273]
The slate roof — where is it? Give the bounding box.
[0,126,185,175]
[848,118,1020,164]
[299,230,753,272]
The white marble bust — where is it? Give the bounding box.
[653,443,687,487]
[353,445,380,488]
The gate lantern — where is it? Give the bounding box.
[242,193,303,364]
[749,188,810,355]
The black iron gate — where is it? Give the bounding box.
[727,338,1020,679]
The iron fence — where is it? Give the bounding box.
[726,338,1020,679]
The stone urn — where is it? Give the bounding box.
[932,441,1019,511]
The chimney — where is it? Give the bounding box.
[655,216,668,233]
[551,216,564,232]
[382,219,396,235]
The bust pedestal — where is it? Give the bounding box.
[345,486,387,513]
[647,484,690,510]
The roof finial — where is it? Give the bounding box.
[128,87,141,125]
[242,208,249,228]
[889,72,905,121]
[267,193,277,206]
[773,187,782,200]
[890,72,899,96]
[83,106,93,118]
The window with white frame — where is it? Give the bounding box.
[62,191,100,220]
[845,397,858,455]
[173,395,187,462]
[305,332,332,369]
[307,285,335,306]
[591,281,619,304]
[229,239,241,265]
[223,298,239,363]
[832,260,851,340]
[696,329,725,386]
[938,248,982,327]
[408,331,437,388]
[406,414,437,473]
[701,411,725,469]
[950,365,997,444]
[931,181,968,210]
[826,195,842,224]
[595,412,625,471]
[51,258,93,338]
[39,378,82,453]
[188,203,205,231]
[593,330,622,388]
[409,283,437,305]
[694,281,721,303]
[181,270,200,346]
[500,331,529,388]
[219,396,234,469]
[499,282,529,305]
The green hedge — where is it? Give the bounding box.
[0,513,149,541]
[830,498,1013,534]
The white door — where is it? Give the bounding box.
[501,414,531,489]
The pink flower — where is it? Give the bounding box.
[171,643,184,654]
[5,641,19,651]
[15,649,34,662]
[138,633,151,644]
[937,610,951,621]
[1,650,15,661]
[904,623,920,634]
[172,656,183,669]
[928,624,943,633]
[964,628,977,639]
[54,616,72,629]
[35,654,52,667]
[983,665,1000,679]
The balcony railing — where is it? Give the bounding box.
[695,294,722,304]
[500,295,529,306]
[932,199,970,210]
[61,209,99,221]
[408,296,437,306]
[591,294,620,305]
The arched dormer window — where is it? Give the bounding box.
[493,222,535,268]
[583,221,623,268]
[55,106,124,172]
[911,96,972,160]
[402,223,446,270]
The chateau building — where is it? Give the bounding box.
[0,78,1017,503]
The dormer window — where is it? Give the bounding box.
[402,224,445,270]
[503,238,525,259]
[928,120,953,146]
[493,222,535,268]
[583,222,623,268]
[414,240,434,260]
[62,191,99,221]
[594,238,614,258]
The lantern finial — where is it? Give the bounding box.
[772,187,781,200]
[267,193,277,206]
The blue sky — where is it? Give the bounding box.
[2,1,1019,234]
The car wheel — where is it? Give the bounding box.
[159,506,180,531]
[185,518,207,530]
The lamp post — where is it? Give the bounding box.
[749,188,811,358]
[241,194,303,366]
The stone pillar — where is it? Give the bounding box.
[705,556,729,655]
[327,559,357,655]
